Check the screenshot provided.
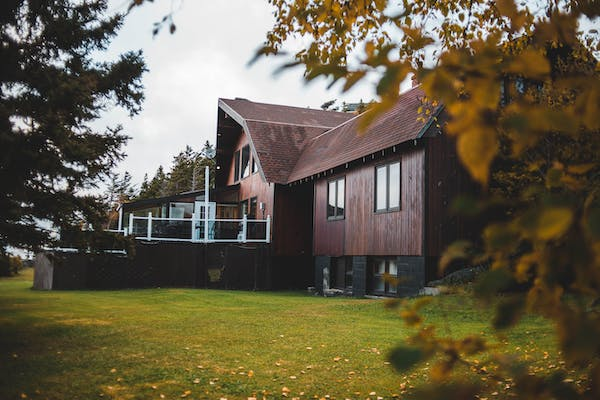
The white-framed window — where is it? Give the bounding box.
[375,161,401,212]
[327,177,345,220]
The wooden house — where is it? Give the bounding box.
[215,86,472,296]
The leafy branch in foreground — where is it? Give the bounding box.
[260,0,600,398]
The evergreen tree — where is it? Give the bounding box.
[0,0,146,255]
[138,165,167,199]
[166,145,196,194]
[104,171,137,229]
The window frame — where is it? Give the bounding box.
[233,150,241,182]
[251,154,258,174]
[370,257,398,295]
[374,160,401,213]
[240,145,251,179]
[248,197,257,219]
[326,177,345,220]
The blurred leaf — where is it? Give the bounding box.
[506,49,550,80]
[450,195,484,216]
[493,296,526,330]
[484,223,519,254]
[343,70,367,92]
[585,207,600,239]
[474,268,513,299]
[567,163,596,175]
[456,126,498,186]
[388,346,427,372]
[430,360,454,381]
[536,207,573,241]
[439,240,472,274]
[459,335,487,355]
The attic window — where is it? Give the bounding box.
[252,155,258,174]
[233,150,240,182]
[241,145,250,179]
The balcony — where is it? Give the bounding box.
[110,213,271,243]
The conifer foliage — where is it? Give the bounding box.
[0,0,146,255]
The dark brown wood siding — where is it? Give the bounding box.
[424,132,478,260]
[227,131,275,219]
[313,147,425,256]
[273,183,313,256]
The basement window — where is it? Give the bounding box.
[370,258,398,295]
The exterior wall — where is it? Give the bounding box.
[273,183,313,257]
[313,147,425,257]
[424,132,479,281]
[227,131,275,219]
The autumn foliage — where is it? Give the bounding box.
[260,0,600,398]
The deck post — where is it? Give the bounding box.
[242,214,247,243]
[191,210,198,242]
[266,215,271,243]
[117,206,123,232]
[128,213,134,236]
[204,165,209,243]
[147,212,152,240]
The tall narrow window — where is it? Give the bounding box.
[249,197,257,218]
[252,156,258,174]
[375,161,401,212]
[241,145,250,179]
[327,177,345,219]
[233,150,240,182]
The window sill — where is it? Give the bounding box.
[327,216,345,221]
[374,208,401,214]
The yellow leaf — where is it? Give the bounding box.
[506,49,550,80]
[567,163,596,175]
[456,127,498,186]
[536,207,573,240]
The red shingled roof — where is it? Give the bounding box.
[220,98,352,128]
[219,98,353,184]
[218,87,431,184]
[288,86,429,182]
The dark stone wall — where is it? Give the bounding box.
[351,256,367,298]
[396,256,425,297]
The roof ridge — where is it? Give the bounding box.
[307,108,369,143]
[244,118,339,129]
[219,97,350,117]
[305,85,424,144]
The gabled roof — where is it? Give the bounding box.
[218,98,353,184]
[218,87,436,185]
[219,98,352,128]
[288,86,432,182]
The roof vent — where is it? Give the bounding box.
[235,97,249,101]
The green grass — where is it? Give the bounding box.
[0,269,560,400]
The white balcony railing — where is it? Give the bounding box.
[120,213,271,243]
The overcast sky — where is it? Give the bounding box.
[100,0,379,187]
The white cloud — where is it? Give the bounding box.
[99,0,376,186]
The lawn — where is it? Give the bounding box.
[0,269,561,400]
